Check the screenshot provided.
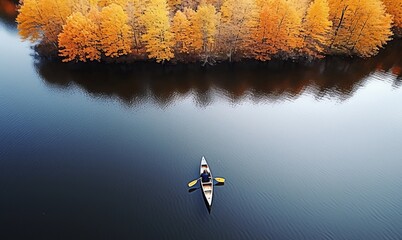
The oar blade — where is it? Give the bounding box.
[214,177,225,183]
[188,179,199,187]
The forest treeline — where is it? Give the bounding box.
[17,0,402,64]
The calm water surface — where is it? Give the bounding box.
[1,14,402,240]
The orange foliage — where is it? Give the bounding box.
[17,0,43,43]
[72,0,97,14]
[16,0,399,63]
[39,0,73,43]
[126,0,146,52]
[58,10,101,62]
[100,3,132,58]
[250,0,302,60]
[167,0,182,11]
[17,0,72,45]
[141,0,174,62]
[191,4,219,61]
[184,8,202,54]
[172,10,192,54]
[218,0,258,61]
[302,0,332,57]
[329,0,392,57]
[383,0,402,30]
[98,0,128,7]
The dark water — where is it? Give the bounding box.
[1,15,402,240]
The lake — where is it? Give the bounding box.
[1,15,402,240]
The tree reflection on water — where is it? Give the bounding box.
[34,40,402,107]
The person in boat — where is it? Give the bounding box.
[201,169,211,182]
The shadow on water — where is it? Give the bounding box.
[215,182,225,187]
[33,41,402,107]
[203,195,212,214]
[188,187,199,193]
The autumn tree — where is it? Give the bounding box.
[126,0,146,52]
[250,0,302,60]
[58,10,101,62]
[98,0,128,7]
[218,0,258,61]
[38,0,73,44]
[191,4,219,63]
[72,0,94,14]
[328,0,393,57]
[141,0,174,62]
[99,3,132,58]
[288,0,309,14]
[301,0,332,57]
[171,10,192,55]
[167,0,182,12]
[17,0,43,43]
[17,0,72,46]
[204,0,224,9]
[383,0,402,34]
[183,8,202,54]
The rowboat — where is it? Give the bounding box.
[200,156,213,206]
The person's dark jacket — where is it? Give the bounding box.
[201,172,210,182]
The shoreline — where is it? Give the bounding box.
[32,39,402,69]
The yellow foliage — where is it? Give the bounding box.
[192,4,219,56]
[126,0,146,51]
[141,0,174,62]
[40,0,73,43]
[100,3,132,57]
[58,11,101,62]
[72,0,93,14]
[98,0,128,7]
[250,0,302,60]
[218,0,258,60]
[383,0,402,30]
[329,0,392,57]
[204,0,224,8]
[17,0,72,45]
[172,10,192,54]
[302,0,332,57]
[72,0,101,13]
[184,8,202,53]
[17,0,43,42]
[287,0,310,14]
[167,0,182,11]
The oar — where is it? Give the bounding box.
[214,177,225,183]
[188,177,225,187]
[187,178,201,187]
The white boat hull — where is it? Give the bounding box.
[200,156,213,206]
